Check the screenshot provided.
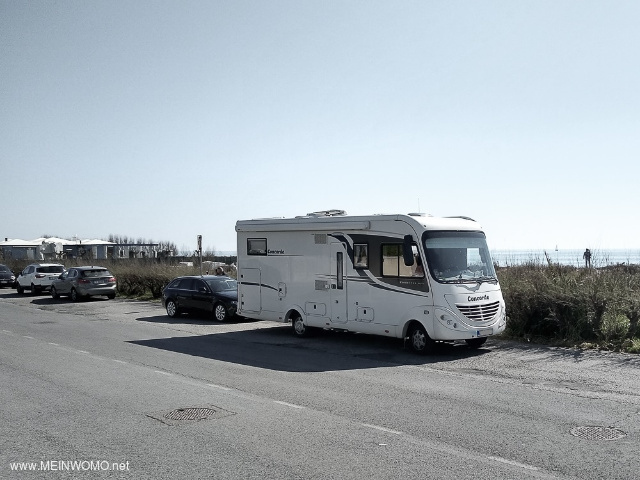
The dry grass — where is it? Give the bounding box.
[498,261,640,352]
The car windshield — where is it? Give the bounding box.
[82,269,111,278]
[38,266,65,274]
[205,278,237,292]
[0,265,10,272]
[423,231,497,284]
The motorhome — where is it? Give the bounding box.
[235,210,506,353]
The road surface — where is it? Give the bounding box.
[1,289,639,479]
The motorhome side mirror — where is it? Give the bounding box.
[403,235,415,266]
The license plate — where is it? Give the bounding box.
[49,276,57,280]
[477,328,493,336]
[93,280,105,285]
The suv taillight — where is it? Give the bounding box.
[107,276,116,283]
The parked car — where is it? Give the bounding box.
[0,264,16,288]
[16,263,65,294]
[162,275,239,321]
[50,266,117,301]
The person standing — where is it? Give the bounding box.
[583,248,592,268]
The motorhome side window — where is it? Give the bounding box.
[353,244,369,269]
[382,243,423,278]
[247,238,267,255]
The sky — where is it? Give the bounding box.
[1,1,639,254]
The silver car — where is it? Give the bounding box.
[51,266,117,301]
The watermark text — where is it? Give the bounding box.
[10,460,130,472]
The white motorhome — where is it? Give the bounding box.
[235,210,506,353]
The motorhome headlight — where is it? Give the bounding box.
[435,308,458,329]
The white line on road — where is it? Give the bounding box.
[22,335,34,339]
[48,342,59,346]
[154,370,172,376]
[76,350,90,354]
[2,330,12,334]
[207,383,231,391]
[361,423,403,435]
[488,456,539,471]
[112,359,127,364]
[274,400,305,409]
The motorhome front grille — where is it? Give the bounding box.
[457,301,500,322]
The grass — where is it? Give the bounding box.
[106,261,238,300]
[497,260,640,353]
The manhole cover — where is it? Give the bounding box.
[147,405,235,425]
[570,426,626,441]
[164,407,216,421]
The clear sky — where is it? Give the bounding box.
[2,1,639,254]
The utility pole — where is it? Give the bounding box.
[197,235,203,275]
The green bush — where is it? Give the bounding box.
[109,262,222,300]
[499,262,640,351]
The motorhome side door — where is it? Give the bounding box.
[238,268,261,314]
[329,241,347,324]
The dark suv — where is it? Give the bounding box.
[162,275,239,321]
[0,264,16,288]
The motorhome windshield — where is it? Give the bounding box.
[423,231,496,284]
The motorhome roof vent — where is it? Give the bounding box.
[408,212,430,217]
[306,209,347,217]
[446,216,476,222]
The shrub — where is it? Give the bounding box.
[499,262,640,351]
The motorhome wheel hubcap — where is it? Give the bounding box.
[412,330,426,350]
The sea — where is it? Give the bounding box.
[490,249,640,267]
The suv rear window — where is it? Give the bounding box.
[82,270,110,278]
[37,266,65,274]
